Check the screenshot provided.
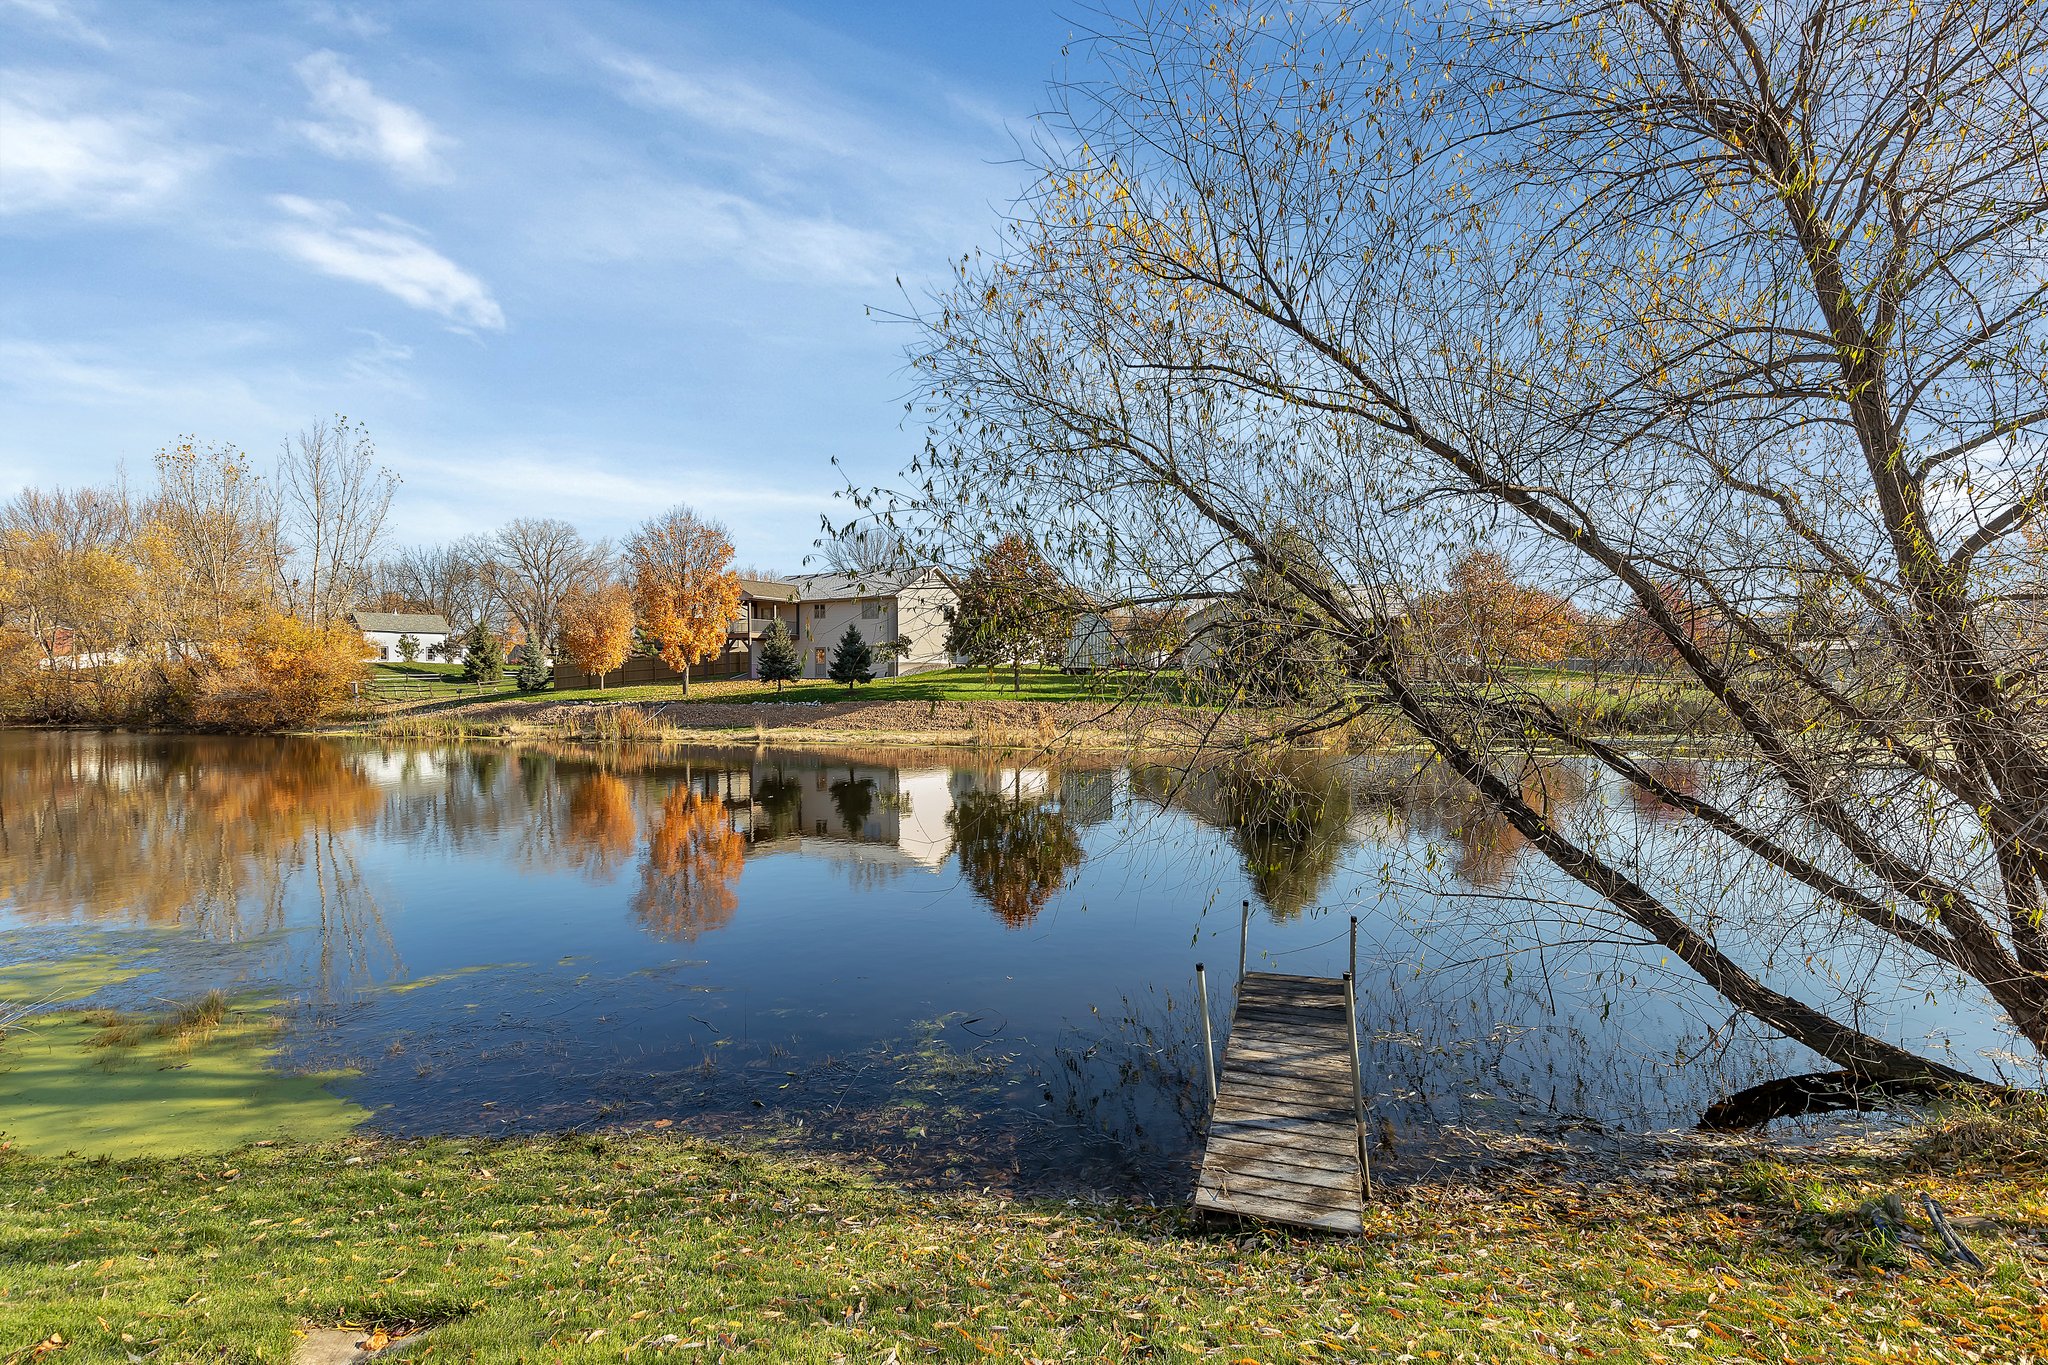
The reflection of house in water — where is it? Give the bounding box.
[698,761,1115,894]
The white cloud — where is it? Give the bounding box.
[593,48,853,161]
[294,50,449,184]
[0,74,200,217]
[297,1,388,39]
[271,195,504,330]
[0,0,109,48]
[553,181,898,287]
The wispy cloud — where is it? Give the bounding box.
[297,0,388,40]
[0,73,201,217]
[294,50,449,184]
[270,195,504,330]
[592,47,854,162]
[0,0,109,48]
[553,181,898,287]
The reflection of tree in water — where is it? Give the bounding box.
[750,771,805,841]
[948,786,1086,927]
[1133,754,1353,919]
[632,786,744,941]
[1398,760,1589,887]
[828,769,878,837]
[561,772,637,877]
[0,732,396,990]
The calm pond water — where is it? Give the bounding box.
[0,731,2028,1194]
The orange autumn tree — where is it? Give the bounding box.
[558,581,635,689]
[625,505,741,694]
[1415,551,1583,667]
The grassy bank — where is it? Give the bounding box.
[4,1107,2045,1361]
[353,666,1721,754]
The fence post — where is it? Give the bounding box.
[1238,899,1250,986]
[1345,970,1373,1203]
[1195,963,1218,1109]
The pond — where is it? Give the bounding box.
[0,731,2027,1194]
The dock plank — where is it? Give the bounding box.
[1195,970,1364,1234]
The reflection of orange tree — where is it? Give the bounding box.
[562,772,636,876]
[0,735,383,927]
[947,790,1085,928]
[631,786,744,940]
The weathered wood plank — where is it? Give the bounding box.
[1217,1052,1352,1079]
[1201,1119,1354,1159]
[1207,1113,1356,1145]
[1213,1085,1350,1117]
[1199,1164,1359,1206]
[1201,1142,1361,1190]
[1193,1185,1361,1233]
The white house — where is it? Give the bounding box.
[350,611,451,662]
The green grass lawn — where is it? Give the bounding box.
[3,1112,2043,1362]
[372,661,466,677]
[540,666,1169,708]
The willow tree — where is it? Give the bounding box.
[902,1,2048,1088]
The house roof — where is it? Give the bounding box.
[735,576,800,602]
[350,611,451,635]
[783,569,945,600]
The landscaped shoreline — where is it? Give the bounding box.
[336,664,1725,755]
[3,1105,2042,1361]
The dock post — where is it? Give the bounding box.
[1345,970,1373,1203]
[1349,914,1358,982]
[1238,900,1250,986]
[1195,963,1218,1106]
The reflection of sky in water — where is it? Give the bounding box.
[0,731,2033,1194]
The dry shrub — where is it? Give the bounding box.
[192,613,372,731]
[1911,1094,2048,1173]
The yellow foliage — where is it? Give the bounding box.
[191,612,373,731]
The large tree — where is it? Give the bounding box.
[273,416,396,626]
[905,1,2048,1089]
[943,534,1079,692]
[625,505,741,693]
[491,517,609,660]
[557,581,635,689]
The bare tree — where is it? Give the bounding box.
[815,521,913,578]
[903,1,2048,1091]
[373,538,507,638]
[491,517,609,659]
[274,416,397,626]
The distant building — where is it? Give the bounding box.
[549,570,958,690]
[350,611,451,662]
[782,569,956,679]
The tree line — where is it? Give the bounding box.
[0,420,394,728]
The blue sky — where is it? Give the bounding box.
[0,0,1079,568]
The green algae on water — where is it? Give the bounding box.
[0,997,365,1157]
[0,952,153,1008]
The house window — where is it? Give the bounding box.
[861,600,882,620]
[813,603,827,619]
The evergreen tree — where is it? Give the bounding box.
[516,656,551,692]
[396,633,420,663]
[460,622,505,685]
[1217,530,1348,706]
[755,618,801,692]
[828,623,875,691]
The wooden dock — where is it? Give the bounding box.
[1192,969,1367,1233]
